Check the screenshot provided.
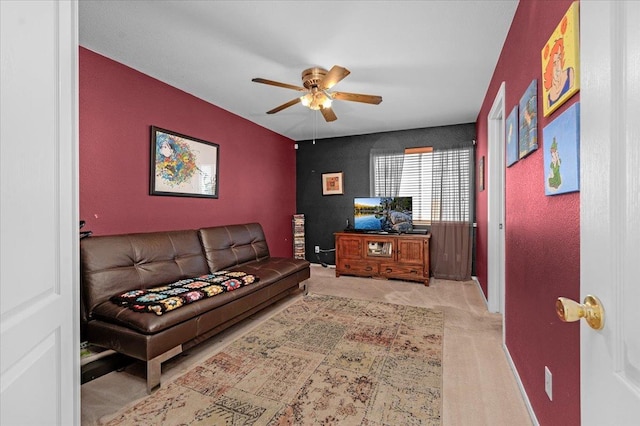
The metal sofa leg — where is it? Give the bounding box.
[146,345,182,394]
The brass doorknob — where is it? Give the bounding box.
[556,295,605,330]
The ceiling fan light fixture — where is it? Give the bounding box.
[302,91,332,111]
[252,65,381,121]
[300,93,313,107]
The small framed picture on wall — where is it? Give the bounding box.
[322,172,344,195]
[543,103,580,195]
[478,157,485,192]
[506,106,519,167]
[541,1,580,117]
[519,79,538,159]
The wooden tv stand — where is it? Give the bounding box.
[334,232,431,286]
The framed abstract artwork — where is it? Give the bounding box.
[150,126,219,198]
[543,102,580,195]
[519,79,538,159]
[541,1,580,117]
[322,172,344,195]
[506,105,519,167]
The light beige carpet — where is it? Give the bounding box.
[100,294,444,425]
[82,265,533,426]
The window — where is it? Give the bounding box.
[372,147,472,225]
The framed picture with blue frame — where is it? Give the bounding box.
[543,102,580,195]
[519,79,538,159]
[506,105,519,167]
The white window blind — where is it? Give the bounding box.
[373,147,472,225]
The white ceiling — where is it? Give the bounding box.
[79,0,518,142]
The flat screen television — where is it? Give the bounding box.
[353,197,413,233]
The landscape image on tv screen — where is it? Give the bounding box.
[353,197,413,232]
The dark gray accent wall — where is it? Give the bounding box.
[296,123,476,266]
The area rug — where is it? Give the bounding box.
[101,294,444,425]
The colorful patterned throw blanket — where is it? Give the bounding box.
[110,271,259,315]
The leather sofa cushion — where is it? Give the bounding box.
[91,258,309,334]
[93,272,270,334]
[199,223,270,271]
[80,230,209,320]
[110,272,258,315]
[234,257,310,282]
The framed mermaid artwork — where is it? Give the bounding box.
[541,1,580,117]
[543,102,580,196]
[150,126,219,198]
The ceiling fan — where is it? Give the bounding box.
[252,65,382,122]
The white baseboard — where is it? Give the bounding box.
[475,275,538,424]
[471,276,489,308]
[503,343,540,425]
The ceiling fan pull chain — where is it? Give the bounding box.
[313,110,317,144]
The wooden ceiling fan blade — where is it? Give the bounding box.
[319,65,350,90]
[266,97,301,114]
[252,78,306,92]
[320,106,337,122]
[332,91,382,105]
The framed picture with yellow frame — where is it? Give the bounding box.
[541,1,580,117]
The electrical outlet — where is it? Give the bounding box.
[315,245,320,253]
[545,366,553,401]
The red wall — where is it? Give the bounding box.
[476,1,580,424]
[79,47,297,257]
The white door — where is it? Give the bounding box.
[580,1,640,423]
[0,1,79,425]
[487,82,506,316]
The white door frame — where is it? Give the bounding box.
[487,82,506,317]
